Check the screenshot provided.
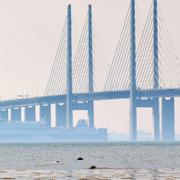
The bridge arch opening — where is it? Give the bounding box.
[95,100,129,138]
[73,110,88,128]
[137,108,154,141]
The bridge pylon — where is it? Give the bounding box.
[66,4,73,128]
[130,0,162,141]
[152,0,160,141]
[129,0,137,141]
[87,4,94,128]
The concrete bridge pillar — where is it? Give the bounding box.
[0,109,8,121]
[40,104,51,126]
[87,5,94,129]
[56,103,66,127]
[152,0,160,141]
[152,98,160,140]
[25,106,36,122]
[161,97,175,141]
[11,107,21,121]
[129,0,137,141]
[66,4,73,128]
[88,101,94,128]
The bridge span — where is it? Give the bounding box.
[0,87,178,142]
[0,88,180,108]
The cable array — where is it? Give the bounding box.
[44,2,180,96]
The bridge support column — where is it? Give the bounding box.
[153,98,160,140]
[56,103,66,127]
[130,0,137,141]
[11,107,21,122]
[152,0,160,141]
[25,106,36,122]
[161,97,175,141]
[88,101,94,128]
[66,4,73,128]
[40,104,51,126]
[0,109,8,121]
[88,5,94,128]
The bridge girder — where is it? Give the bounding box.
[0,88,179,109]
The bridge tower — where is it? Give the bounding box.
[66,4,73,128]
[152,0,160,140]
[129,0,161,141]
[152,0,175,141]
[129,0,137,141]
[88,4,94,128]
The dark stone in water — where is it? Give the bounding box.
[89,165,97,169]
[56,161,60,163]
[77,157,84,160]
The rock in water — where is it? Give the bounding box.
[89,165,97,169]
[77,157,84,160]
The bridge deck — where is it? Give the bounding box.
[0,88,180,108]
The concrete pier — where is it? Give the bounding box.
[56,103,66,127]
[162,97,175,141]
[0,109,8,121]
[88,101,94,128]
[11,108,21,121]
[25,106,36,122]
[40,104,51,126]
[153,98,160,140]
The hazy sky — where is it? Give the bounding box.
[0,0,179,134]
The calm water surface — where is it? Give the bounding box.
[0,142,180,179]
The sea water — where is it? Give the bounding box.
[0,142,180,179]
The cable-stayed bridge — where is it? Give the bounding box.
[0,0,179,141]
